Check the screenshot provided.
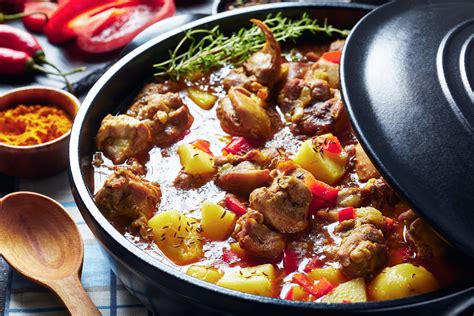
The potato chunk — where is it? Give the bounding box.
[187,87,218,110]
[216,264,275,297]
[368,263,439,301]
[321,278,367,303]
[148,210,203,265]
[308,267,346,287]
[178,143,216,176]
[293,134,346,185]
[201,201,236,241]
[186,265,223,283]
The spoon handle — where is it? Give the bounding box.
[48,275,101,316]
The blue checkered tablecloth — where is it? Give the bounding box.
[2,171,151,316]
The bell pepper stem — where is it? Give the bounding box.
[0,11,49,23]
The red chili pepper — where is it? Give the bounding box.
[321,51,341,64]
[191,139,213,156]
[0,47,34,75]
[338,207,355,222]
[222,137,254,156]
[292,274,334,298]
[22,2,58,33]
[224,194,247,216]
[44,0,176,53]
[0,24,43,59]
[304,175,339,213]
[283,248,299,274]
[0,46,61,75]
[322,136,342,155]
[303,257,324,273]
[0,24,84,90]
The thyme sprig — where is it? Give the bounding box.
[153,13,350,79]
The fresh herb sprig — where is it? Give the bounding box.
[153,13,350,79]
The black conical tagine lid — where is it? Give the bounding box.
[341,0,474,256]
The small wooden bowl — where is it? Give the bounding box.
[0,87,80,178]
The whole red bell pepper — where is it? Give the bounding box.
[44,0,175,53]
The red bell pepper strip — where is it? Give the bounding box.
[284,287,295,300]
[303,257,323,273]
[283,248,299,274]
[321,51,341,64]
[384,217,395,231]
[322,136,342,155]
[304,174,339,213]
[191,139,213,156]
[292,274,334,298]
[22,2,58,33]
[44,0,176,53]
[338,207,355,222]
[222,137,254,156]
[224,194,247,216]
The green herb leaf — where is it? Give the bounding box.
[153,12,350,79]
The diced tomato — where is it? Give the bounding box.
[303,257,323,273]
[389,245,415,266]
[224,194,247,216]
[322,136,342,155]
[222,137,253,156]
[283,248,299,274]
[284,286,294,300]
[191,139,212,155]
[321,51,341,64]
[292,274,334,298]
[338,207,355,222]
[342,300,351,304]
[222,248,247,267]
[384,217,395,231]
[22,2,58,33]
[304,175,339,213]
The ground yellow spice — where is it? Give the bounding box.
[0,104,72,146]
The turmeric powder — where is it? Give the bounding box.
[0,104,72,146]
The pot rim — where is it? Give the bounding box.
[69,2,473,312]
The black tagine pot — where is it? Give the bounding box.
[69,3,474,315]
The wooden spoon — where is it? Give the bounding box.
[0,192,101,315]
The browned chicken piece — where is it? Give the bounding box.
[279,77,332,114]
[222,68,269,99]
[308,57,340,89]
[334,223,388,278]
[249,175,311,233]
[173,170,214,190]
[216,161,272,196]
[362,178,399,210]
[354,143,381,182]
[134,82,176,101]
[291,90,348,136]
[284,62,311,81]
[96,114,151,164]
[243,19,282,87]
[128,92,194,146]
[399,210,447,258]
[233,209,285,259]
[216,86,280,140]
[95,169,161,236]
[215,147,285,170]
